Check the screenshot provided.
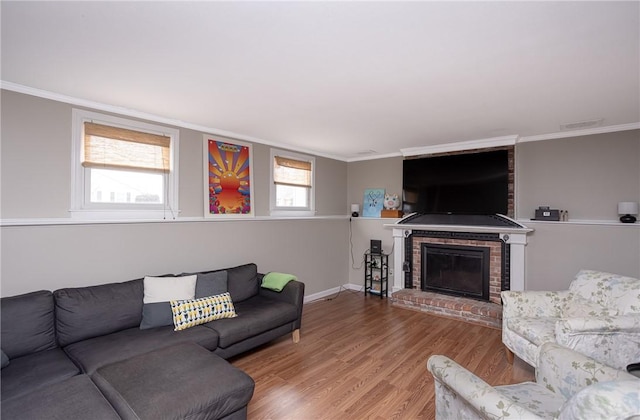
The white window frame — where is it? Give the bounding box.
[71,109,180,220]
[270,148,315,217]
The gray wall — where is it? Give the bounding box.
[346,157,402,285]
[346,132,640,290]
[1,90,349,297]
[2,90,639,297]
[516,131,640,288]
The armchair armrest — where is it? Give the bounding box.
[556,314,640,334]
[258,279,305,330]
[536,342,636,400]
[427,355,542,419]
[554,315,640,370]
[501,290,571,319]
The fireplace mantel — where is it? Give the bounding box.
[384,217,533,294]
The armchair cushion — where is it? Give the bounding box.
[493,382,564,418]
[569,269,640,314]
[561,295,617,318]
[557,380,640,420]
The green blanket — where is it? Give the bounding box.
[261,272,297,292]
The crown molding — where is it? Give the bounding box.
[519,122,640,143]
[0,81,349,162]
[346,151,403,162]
[400,135,518,157]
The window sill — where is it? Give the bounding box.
[1,215,349,227]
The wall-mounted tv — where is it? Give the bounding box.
[402,150,509,215]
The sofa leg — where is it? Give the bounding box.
[292,329,300,343]
[505,346,514,364]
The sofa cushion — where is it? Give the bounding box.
[171,293,237,331]
[1,349,9,368]
[0,348,80,401]
[1,290,57,358]
[205,295,298,348]
[92,343,254,420]
[195,270,228,298]
[64,325,219,374]
[227,263,259,303]
[569,270,640,313]
[55,279,144,347]
[140,275,197,330]
[507,317,557,346]
[1,375,120,420]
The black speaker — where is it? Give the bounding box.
[370,239,382,255]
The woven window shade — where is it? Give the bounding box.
[83,122,171,173]
[274,156,311,188]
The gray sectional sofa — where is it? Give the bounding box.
[1,263,305,420]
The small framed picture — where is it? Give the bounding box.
[362,188,385,217]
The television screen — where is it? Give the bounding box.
[402,150,509,215]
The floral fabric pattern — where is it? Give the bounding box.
[428,342,640,420]
[501,270,640,369]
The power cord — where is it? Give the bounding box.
[325,285,365,301]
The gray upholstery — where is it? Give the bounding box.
[2,263,303,419]
[1,375,120,420]
[1,290,57,358]
[55,279,144,346]
[93,343,254,420]
[194,270,228,298]
[0,348,80,401]
[139,301,173,329]
[64,325,219,374]
[1,349,10,368]
[207,295,298,348]
[214,323,294,359]
[227,263,259,302]
[259,279,305,330]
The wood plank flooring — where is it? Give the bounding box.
[231,290,534,420]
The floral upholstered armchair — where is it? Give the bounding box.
[501,269,640,369]
[427,342,640,420]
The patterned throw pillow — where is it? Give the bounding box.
[170,292,237,331]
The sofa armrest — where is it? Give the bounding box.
[501,290,571,319]
[258,279,305,330]
[427,355,542,419]
[535,342,636,400]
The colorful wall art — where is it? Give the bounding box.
[203,136,254,218]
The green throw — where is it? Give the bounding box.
[261,272,297,292]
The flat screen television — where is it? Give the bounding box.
[402,150,509,215]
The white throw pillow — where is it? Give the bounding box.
[143,275,197,304]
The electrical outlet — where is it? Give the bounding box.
[389,268,393,276]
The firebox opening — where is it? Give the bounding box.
[421,243,490,301]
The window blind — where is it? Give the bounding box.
[83,122,171,173]
[274,156,311,188]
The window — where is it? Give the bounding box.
[270,149,315,216]
[71,109,179,220]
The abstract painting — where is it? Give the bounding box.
[203,136,254,218]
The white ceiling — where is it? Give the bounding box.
[2,1,639,161]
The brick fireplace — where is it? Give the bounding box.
[386,215,533,328]
[411,232,506,305]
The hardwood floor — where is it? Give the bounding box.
[231,290,534,419]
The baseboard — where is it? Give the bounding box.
[304,283,363,303]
